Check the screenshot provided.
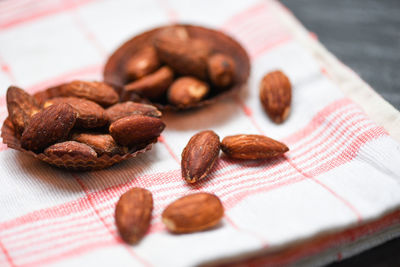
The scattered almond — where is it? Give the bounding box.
[259,70,291,123]
[221,134,289,160]
[115,188,153,244]
[162,192,224,234]
[181,130,220,183]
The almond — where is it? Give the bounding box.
[61,80,119,107]
[109,115,165,147]
[122,66,174,101]
[71,132,128,156]
[207,53,236,87]
[44,141,97,159]
[181,130,220,183]
[21,103,77,152]
[259,70,291,123]
[167,77,209,107]
[221,134,289,160]
[153,28,211,79]
[105,101,162,123]
[115,188,153,244]
[162,192,224,234]
[6,86,40,134]
[43,97,107,129]
[124,46,160,80]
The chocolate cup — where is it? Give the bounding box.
[103,24,250,111]
[1,86,160,171]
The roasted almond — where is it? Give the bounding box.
[44,97,107,129]
[44,141,97,159]
[162,192,224,234]
[109,115,165,147]
[181,130,220,183]
[71,132,128,156]
[221,134,289,160]
[154,28,211,79]
[207,53,236,88]
[122,66,174,101]
[105,101,161,123]
[21,103,77,152]
[115,188,153,244]
[61,80,119,107]
[124,46,160,80]
[167,77,209,107]
[6,86,40,134]
[259,70,291,123]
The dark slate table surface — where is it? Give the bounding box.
[280,0,400,266]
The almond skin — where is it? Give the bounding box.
[109,115,165,147]
[71,132,128,156]
[221,134,289,160]
[124,46,160,80]
[259,70,292,123]
[162,192,224,234]
[181,130,220,183]
[207,53,236,88]
[6,86,40,134]
[21,103,77,152]
[122,66,174,101]
[44,141,97,159]
[167,77,209,107]
[44,97,107,129]
[105,101,162,123]
[61,80,119,107]
[115,188,153,244]
[154,28,211,80]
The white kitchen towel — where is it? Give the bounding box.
[0,0,400,266]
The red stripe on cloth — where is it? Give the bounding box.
[74,176,153,267]
[70,11,107,57]
[0,101,384,265]
[237,98,364,222]
[231,209,400,267]
[0,0,94,30]
[158,135,180,164]
[221,1,292,59]
[224,215,269,248]
[0,54,17,84]
[0,240,15,267]
[221,2,270,30]
[287,157,363,222]
[283,98,354,144]
[222,127,385,211]
[0,99,360,232]
[18,240,116,267]
[0,126,383,265]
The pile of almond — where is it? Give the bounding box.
[104,25,250,109]
[5,81,165,165]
